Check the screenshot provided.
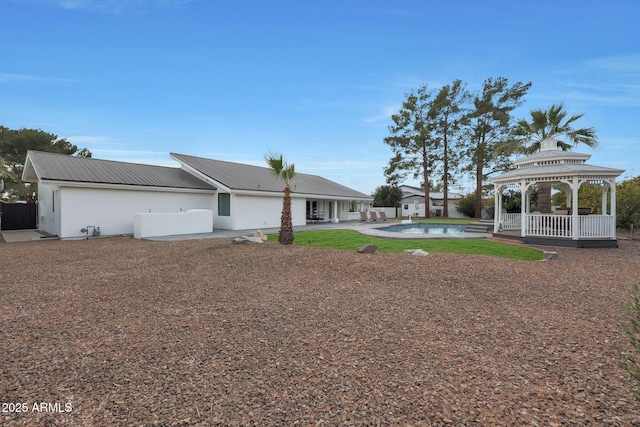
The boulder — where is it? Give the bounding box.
[357,244,377,254]
[404,249,430,257]
[233,235,264,244]
[254,229,268,242]
[543,251,559,260]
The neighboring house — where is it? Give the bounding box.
[398,185,466,218]
[22,150,372,239]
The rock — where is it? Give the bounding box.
[254,229,268,242]
[544,251,559,260]
[233,236,264,244]
[404,249,430,256]
[357,244,377,254]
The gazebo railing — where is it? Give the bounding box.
[498,213,615,239]
[501,213,521,230]
[578,215,615,238]
[525,214,572,237]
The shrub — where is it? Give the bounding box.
[455,192,475,218]
[621,283,640,399]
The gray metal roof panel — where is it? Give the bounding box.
[171,153,372,199]
[26,151,216,190]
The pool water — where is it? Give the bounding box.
[381,223,467,235]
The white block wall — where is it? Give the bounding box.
[55,186,214,239]
[133,209,213,239]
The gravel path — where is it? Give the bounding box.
[2,236,640,426]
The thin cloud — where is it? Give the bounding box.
[585,53,640,74]
[297,160,381,172]
[529,54,640,107]
[67,135,116,145]
[362,103,399,124]
[0,73,77,84]
[14,0,194,13]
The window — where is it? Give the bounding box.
[218,193,230,216]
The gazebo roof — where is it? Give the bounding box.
[492,137,624,185]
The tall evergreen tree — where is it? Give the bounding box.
[464,77,531,218]
[383,85,438,218]
[429,79,468,217]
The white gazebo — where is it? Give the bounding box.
[491,137,624,247]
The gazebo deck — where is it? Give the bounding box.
[493,229,619,248]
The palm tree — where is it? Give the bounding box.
[514,103,598,212]
[265,153,296,244]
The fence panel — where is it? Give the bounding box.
[0,201,38,230]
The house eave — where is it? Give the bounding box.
[38,179,217,194]
[231,188,372,201]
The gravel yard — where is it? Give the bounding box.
[2,236,640,426]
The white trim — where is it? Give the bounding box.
[39,179,216,194]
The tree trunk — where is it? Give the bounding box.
[423,152,430,219]
[474,142,484,219]
[537,182,553,213]
[278,185,294,244]
[442,135,449,218]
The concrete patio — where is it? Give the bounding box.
[1,220,489,243]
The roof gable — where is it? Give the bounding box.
[23,151,216,191]
[171,153,372,200]
[399,185,462,200]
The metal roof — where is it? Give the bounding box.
[401,192,463,200]
[23,151,217,191]
[171,153,372,200]
[399,185,462,200]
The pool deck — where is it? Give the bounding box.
[139,220,490,241]
[143,220,489,241]
[2,220,489,243]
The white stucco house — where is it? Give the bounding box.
[398,185,466,219]
[22,151,373,239]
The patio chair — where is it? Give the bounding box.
[369,211,378,222]
[379,211,388,221]
[308,210,326,223]
[359,211,368,221]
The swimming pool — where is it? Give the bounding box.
[380,223,467,235]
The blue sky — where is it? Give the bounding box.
[2,0,639,194]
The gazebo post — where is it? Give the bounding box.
[519,182,526,237]
[572,177,579,240]
[611,180,617,238]
[494,186,500,233]
[600,182,608,215]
